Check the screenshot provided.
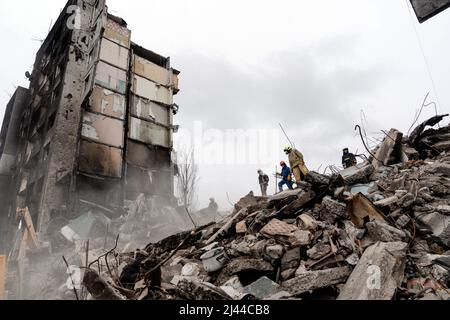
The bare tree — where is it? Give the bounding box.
[176,148,199,210]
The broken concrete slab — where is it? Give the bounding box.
[260,219,298,238]
[437,205,450,215]
[337,242,408,300]
[319,197,348,225]
[434,140,450,152]
[398,193,415,208]
[305,171,331,187]
[220,276,246,300]
[243,276,281,299]
[222,258,274,278]
[281,248,301,271]
[366,220,409,242]
[260,219,312,247]
[416,211,450,247]
[265,244,285,260]
[307,243,332,260]
[83,268,126,300]
[373,195,399,208]
[278,190,316,216]
[426,163,450,177]
[403,146,420,160]
[235,221,247,234]
[263,291,292,300]
[372,129,403,169]
[282,266,352,296]
[233,191,264,212]
[269,189,305,202]
[296,214,319,232]
[396,215,411,229]
[287,230,313,247]
[177,278,232,300]
[281,269,296,281]
[339,163,375,185]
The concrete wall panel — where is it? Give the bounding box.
[89,86,126,119]
[100,38,129,70]
[131,95,170,126]
[131,75,173,105]
[82,111,124,148]
[133,55,172,87]
[79,141,123,178]
[129,117,171,148]
[104,18,131,48]
[127,140,171,169]
[95,61,127,94]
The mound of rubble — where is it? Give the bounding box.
[83,116,450,301]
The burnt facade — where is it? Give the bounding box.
[0,0,180,251]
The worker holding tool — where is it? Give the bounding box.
[257,169,270,197]
[284,146,309,183]
[342,148,357,169]
[277,161,293,192]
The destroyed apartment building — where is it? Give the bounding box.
[0,0,187,296]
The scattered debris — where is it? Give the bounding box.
[22,117,450,301]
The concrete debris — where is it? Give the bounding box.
[307,243,332,260]
[23,116,450,301]
[260,219,298,238]
[243,276,281,299]
[319,197,348,224]
[83,268,126,300]
[177,278,232,300]
[416,212,450,247]
[338,242,408,300]
[339,164,375,185]
[373,195,399,208]
[283,266,352,296]
[366,220,409,242]
[372,128,404,169]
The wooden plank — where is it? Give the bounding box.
[349,193,385,228]
[17,208,39,250]
[0,255,6,300]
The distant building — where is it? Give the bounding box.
[0,0,180,253]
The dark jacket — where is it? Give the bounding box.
[259,174,269,185]
[281,166,291,180]
[342,152,357,168]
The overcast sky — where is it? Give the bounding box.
[1,0,450,210]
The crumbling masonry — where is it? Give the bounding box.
[0,0,180,254]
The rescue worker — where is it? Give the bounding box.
[208,198,219,213]
[257,169,270,197]
[342,148,357,169]
[278,161,293,192]
[284,146,309,183]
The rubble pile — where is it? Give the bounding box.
[82,116,450,301]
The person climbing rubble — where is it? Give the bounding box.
[342,148,357,169]
[277,161,293,192]
[257,169,270,197]
[284,146,309,183]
